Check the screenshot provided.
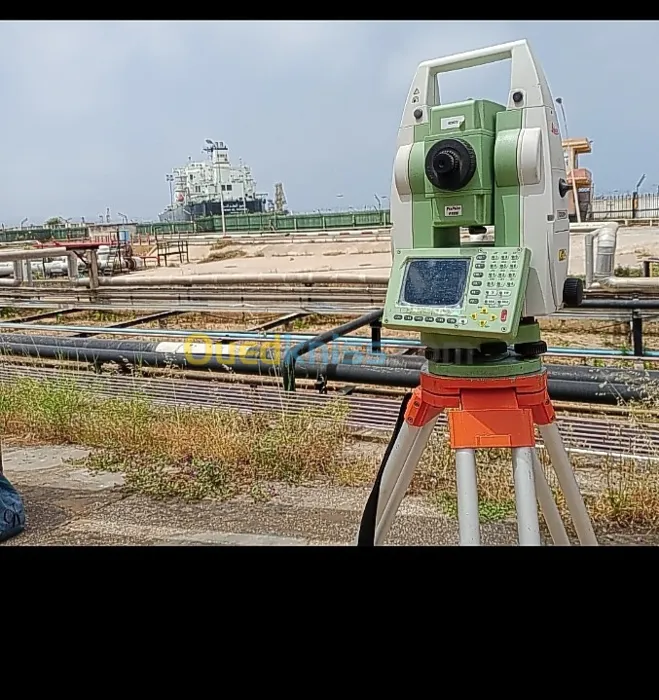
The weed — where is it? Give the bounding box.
[2,371,659,533]
[0,377,368,502]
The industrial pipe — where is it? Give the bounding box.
[0,340,651,405]
[0,247,71,262]
[74,272,391,287]
[579,298,659,309]
[585,233,594,289]
[4,324,659,360]
[3,333,659,384]
[582,222,659,291]
[281,310,383,391]
[584,222,619,285]
[591,276,659,292]
[594,222,619,279]
[1,333,657,393]
[0,247,80,286]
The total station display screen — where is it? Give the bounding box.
[400,258,470,308]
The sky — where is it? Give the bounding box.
[0,20,656,227]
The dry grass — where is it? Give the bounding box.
[0,376,369,502]
[203,247,248,262]
[1,374,659,535]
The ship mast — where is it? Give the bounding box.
[204,139,226,234]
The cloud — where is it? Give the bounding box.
[0,20,656,226]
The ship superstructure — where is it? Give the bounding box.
[160,140,271,222]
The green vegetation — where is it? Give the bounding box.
[1,376,659,533]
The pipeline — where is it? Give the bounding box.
[579,298,659,309]
[75,271,391,288]
[0,335,657,404]
[2,332,659,384]
[1,322,659,359]
[584,221,659,292]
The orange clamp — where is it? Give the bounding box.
[403,371,555,450]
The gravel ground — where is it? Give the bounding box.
[127,227,659,279]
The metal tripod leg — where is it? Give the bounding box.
[373,418,437,545]
[455,449,480,545]
[511,447,542,545]
[538,422,598,546]
[531,450,570,546]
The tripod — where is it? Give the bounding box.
[357,369,598,546]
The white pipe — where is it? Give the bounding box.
[584,233,594,289]
[593,222,619,279]
[583,222,620,290]
[12,261,23,282]
[591,276,659,291]
[76,272,392,287]
[0,247,83,263]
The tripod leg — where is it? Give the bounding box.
[455,449,481,545]
[538,422,598,546]
[357,392,438,546]
[374,419,437,545]
[531,450,570,546]
[511,447,542,545]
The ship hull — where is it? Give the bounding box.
[159,197,267,223]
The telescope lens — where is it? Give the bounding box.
[424,138,477,191]
[434,150,457,174]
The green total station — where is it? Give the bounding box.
[384,39,584,378]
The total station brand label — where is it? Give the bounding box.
[445,205,462,217]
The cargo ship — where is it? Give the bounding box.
[159,139,274,222]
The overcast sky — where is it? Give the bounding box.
[0,20,654,227]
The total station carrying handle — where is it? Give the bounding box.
[402,39,554,126]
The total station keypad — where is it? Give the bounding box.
[467,251,521,310]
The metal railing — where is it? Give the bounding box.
[591,192,659,221]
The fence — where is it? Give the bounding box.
[0,226,88,244]
[135,209,392,238]
[6,195,659,245]
[591,192,659,221]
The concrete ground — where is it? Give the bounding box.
[130,227,659,280]
[1,444,652,546]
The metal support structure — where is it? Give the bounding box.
[5,308,81,323]
[631,308,644,357]
[87,249,100,290]
[245,312,309,333]
[370,318,382,353]
[70,310,184,338]
[281,310,383,392]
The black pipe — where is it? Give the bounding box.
[281,310,383,392]
[580,298,659,309]
[0,341,654,405]
[1,332,658,385]
[542,363,659,385]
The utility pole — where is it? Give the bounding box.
[166,174,174,208]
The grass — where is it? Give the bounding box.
[2,374,659,536]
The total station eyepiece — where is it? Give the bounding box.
[424,138,477,191]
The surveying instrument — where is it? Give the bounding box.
[356,40,598,546]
